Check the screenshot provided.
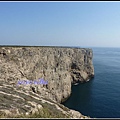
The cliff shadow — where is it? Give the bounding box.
[62,77,94,114]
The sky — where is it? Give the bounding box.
[0,1,120,47]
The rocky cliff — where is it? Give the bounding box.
[0,46,94,118]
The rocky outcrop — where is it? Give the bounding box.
[0,46,94,118]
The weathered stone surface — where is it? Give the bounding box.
[0,46,94,118]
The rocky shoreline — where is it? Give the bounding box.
[0,46,94,118]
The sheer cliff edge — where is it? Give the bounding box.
[0,46,94,118]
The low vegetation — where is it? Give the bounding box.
[0,102,70,118]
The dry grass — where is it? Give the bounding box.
[0,103,70,118]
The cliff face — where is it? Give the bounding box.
[0,46,94,118]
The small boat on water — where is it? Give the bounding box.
[86,79,90,82]
[74,83,79,85]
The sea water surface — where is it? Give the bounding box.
[62,47,120,118]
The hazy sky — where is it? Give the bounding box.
[0,1,120,47]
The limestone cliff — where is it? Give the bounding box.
[0,46,94,118]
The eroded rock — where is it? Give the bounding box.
[0,46,94,118]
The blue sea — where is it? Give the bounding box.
[62,47,120,118]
